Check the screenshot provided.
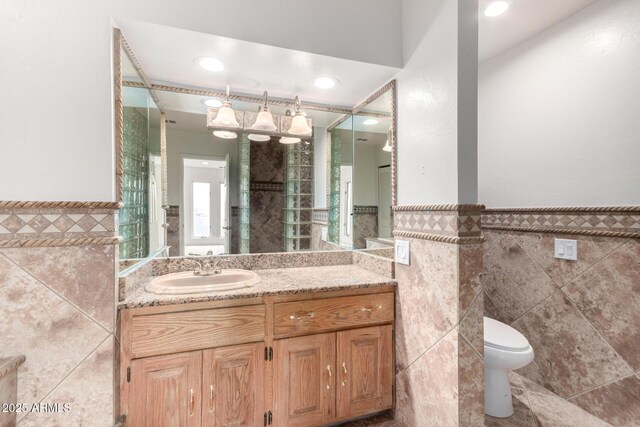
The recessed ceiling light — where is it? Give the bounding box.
[363,119,378,126]
[198,57,225,72]
[313,77,338,89]
[484,1,509,17]
[202,161,209,165]
[204,99,223,108]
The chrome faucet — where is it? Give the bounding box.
[192,258,226,276]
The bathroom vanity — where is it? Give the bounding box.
[118,264,395,427]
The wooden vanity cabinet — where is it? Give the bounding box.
[273,333,336,426]
[129,351,202,427]
[336,325,393,420]
[119,288,395,427]
[127,343,264,427]
[202,343,265,427]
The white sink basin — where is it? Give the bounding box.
[145,270,261,295]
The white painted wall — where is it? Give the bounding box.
[396,0,478,205]
[479,0,640,207]
[158,128,239,207]
[0,0,401,202]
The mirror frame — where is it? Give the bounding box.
[325,79,397,211]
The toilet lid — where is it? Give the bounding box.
[484,317,530,352]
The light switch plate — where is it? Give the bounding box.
[395,240,410,265]
[555,238,577,261]
[321,227,328,242]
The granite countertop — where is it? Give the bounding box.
[0,355,25,382]
[120,264,396,309]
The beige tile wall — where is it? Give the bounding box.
[0,204,118,426]
[390,205,485,427]
[482,207,640,426]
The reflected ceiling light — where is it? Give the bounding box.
[198,57,225,72]
[363,118,378,126]
[280,137,301,144]
[211,85,239,127]
[287,96,312,136]
[382,139,392,152]
[250,91,277,131]
[204,99,223,108]
[213,130,237,139]
[313,77,338,89]
[248,134,271,142]
[484,1,509,17]
[202,161,209,165]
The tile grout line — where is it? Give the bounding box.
[1,253,113,336]
[558,238,630,290]
[17,334,112,425]
[518,375,541,427]
[559,284,636,377]
[397,323,459,375]
[564,370,638,401]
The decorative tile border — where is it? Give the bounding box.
[165,205,179,217]
[483,206,640,238]
[393,204,484,243]
[0,202,119,247]
[250,181,284,192]
[312,208,329,224]
[353,205,378,215]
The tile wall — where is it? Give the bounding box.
[0,202,119,426]
[482,207,640,426]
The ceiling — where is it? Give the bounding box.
[117,19,400,108]
[479,0,600,63]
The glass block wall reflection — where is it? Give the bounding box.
[119,107,149,259]
[284,141,313,251]
[239,134,251,253]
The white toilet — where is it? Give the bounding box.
[484,316,535,418]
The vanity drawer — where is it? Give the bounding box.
[273,293,394,337]
[130,305,265,358]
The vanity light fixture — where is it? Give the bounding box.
[213,130,237,139]
[198,57,225,72]
[287,96,312,136]
[313,77,338,89]
[363,118,378,126]
[280,137,301,144]
[204,99,223,108]
[248,134,271,142]
[250,91,277,131]
[484,1,509,17]
[212,85,240,127]
[382,139,392,152]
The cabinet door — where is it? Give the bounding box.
[273,333,336,427]
[202,343,264,427]
[336,325,393,419]
[129,351,202,427]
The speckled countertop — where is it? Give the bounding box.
[120,264,396,309]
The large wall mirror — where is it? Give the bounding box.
[115,31,396,265]
[324,83,395,250]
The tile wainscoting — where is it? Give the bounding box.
[0,201,119,426]
[389,204,485,426]
[482,206,640,426]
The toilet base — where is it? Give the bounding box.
[485,366,513,418]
